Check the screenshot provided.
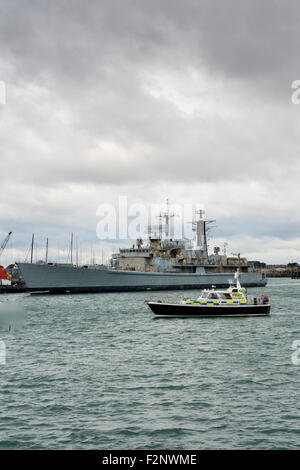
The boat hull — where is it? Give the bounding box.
[147,301,271,317]
[17,262,267,294]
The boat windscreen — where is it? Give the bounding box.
[220,293,232,299]
[209,293,219,299]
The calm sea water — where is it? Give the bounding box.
[0,278,300,450]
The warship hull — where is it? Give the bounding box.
[17,263,267,294]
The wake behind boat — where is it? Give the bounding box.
[146,271,271,318]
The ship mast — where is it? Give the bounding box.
[193,210,215,258]
[146,199,177,240]
[158,199,176,239]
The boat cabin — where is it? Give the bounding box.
[182,281,248,306]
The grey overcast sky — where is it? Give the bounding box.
[1,0,300,264]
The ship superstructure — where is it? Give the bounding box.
[17,206,267,294]
[111,209,257,277]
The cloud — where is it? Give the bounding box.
[0,0,299,264]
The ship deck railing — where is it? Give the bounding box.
[119,248,150,254]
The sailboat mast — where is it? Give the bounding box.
[76,235,78,266]
[30,234,34,264]
[70,232,73,265]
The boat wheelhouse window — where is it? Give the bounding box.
[220,293,232,299]
[208,293,219,299]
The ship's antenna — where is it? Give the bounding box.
[147,199,177,239]
[30,233,34,264]
[158,198,176,238]
[157,214,163,238]
[197,209,205,220]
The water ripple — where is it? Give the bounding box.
[0,278,299,449]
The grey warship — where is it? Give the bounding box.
[17,210,267,293]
